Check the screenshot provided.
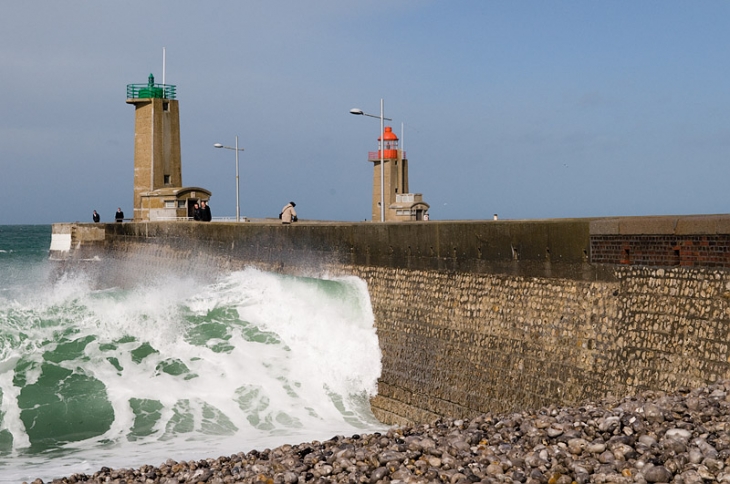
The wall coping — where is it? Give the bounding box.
[589,214,730,235]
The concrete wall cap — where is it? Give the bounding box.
[590,219,620,235]
[675,216,720,235]
[618,217,678,235]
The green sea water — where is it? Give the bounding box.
[0,225,385,483]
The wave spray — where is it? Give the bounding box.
[0,247,385,483]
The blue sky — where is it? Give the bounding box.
[2,2,729,224]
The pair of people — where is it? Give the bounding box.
[193,201,212,221]
[280,201,297,224]
[92,208,124,223]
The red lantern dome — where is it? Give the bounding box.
[378,126,399,159]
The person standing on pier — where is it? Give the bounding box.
[201,201,212,222]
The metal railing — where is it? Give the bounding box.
[212,216,248,222]
[151,216,249,222]
[368,150,405,161]
[153,216,191,221]
[126,83,177,100]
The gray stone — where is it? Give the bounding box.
[643,465,673,483]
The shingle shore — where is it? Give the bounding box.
[29,381,730,484]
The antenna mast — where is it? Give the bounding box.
[162,47,166,85]
[401,122,404,152]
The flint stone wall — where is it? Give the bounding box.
[50,215,730,426]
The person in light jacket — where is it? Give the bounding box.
[280,202,297,224]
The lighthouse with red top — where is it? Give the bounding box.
[368,126,430,221]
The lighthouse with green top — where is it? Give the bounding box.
[126,74,210,221]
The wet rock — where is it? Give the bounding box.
[680,469,704,484]
[643,403,665,423]
[567,438,588,455]
[369,466,388,483]
[643,465,673,483]
[586,442,606,454]
[664,428,692,442]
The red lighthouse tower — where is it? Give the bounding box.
[368,126,429,221]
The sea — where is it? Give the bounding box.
[0,225,386,483]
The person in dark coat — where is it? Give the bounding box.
[201,201,212,222]
[193,203,202,221]
[92,210,100,223]
[115,208,124,223]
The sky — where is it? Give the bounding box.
[2,2,730,225]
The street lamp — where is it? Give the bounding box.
[213,136,244,222]
[350,99,392,222]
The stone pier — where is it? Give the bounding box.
[50,214,730,425]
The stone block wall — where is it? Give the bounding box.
[612,266,730,389]
[349,266,621,425]
[355,263,730,425]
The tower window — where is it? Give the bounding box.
[164,175,171,185]
[163,102,169,111]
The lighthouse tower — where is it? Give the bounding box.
[368,126,429,221]
[126,74,210,221]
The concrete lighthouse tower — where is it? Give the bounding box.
[369,126,429,221]
[126,74,210,221]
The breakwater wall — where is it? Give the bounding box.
[50,215,730,425]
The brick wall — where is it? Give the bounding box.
[589,216,730,268]
[590,234,730,267]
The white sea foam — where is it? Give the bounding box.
[0,265,386,483]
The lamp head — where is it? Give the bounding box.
[349,109,364,115]
[213,143,223,148]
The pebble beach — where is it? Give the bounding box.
[29,381,730,484]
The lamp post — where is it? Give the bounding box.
[350,99,392,222]
[213,136,244,222]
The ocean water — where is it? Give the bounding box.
[0,225,385,483]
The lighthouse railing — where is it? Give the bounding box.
[368,150,405,161]
[126,83,177,100]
